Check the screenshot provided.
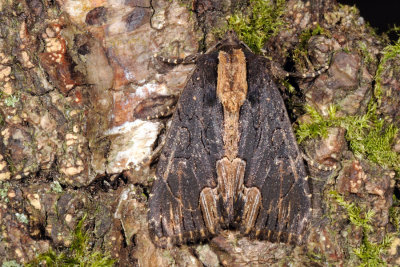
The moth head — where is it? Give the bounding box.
[217,30,242,51]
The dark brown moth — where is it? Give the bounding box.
[148,31,311,248]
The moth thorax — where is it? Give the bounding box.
[217,48,248,160]
[217,49,247,113]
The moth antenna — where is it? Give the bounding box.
[154,53,200,65]
[268,52,332,81]
[239,40,254,53]
[287,62,330,78]
[145,105,176,120]
[288,51,333,79]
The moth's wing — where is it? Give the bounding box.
[237,52,311,244]
[148,52,225,247]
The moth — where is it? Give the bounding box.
[148,30,312,248]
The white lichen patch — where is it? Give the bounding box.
[15,212,29,224]
[114,185,135,219]
[59,0,93,25]
[135,82,169,98]
[105,119,162,174]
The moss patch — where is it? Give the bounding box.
[298,35,400,266]
[216,0,286,53]
[330,191,394,267]
[389,194,400,231]
[27,214,115,267]
[374,38,400,105]
[296,103,399,172]
[296,36,400,174]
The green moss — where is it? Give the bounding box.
[338,3,359,16]
[358,41,376,66]
[307,251,329,265]
[296,104,337,143]
[27,214,115,267]
[374,38,400,105]
[281,79,295,94]
[330,191,393,267]
[296,103,400,172]
[330,191,374,231]
[354,235,393,267]
[342,47,352,54]
[218,0,286,53]
[389,194,400,231]
[300,24,329,44]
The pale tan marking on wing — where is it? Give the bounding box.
[242,187,262,234]
[199,187,219,234]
